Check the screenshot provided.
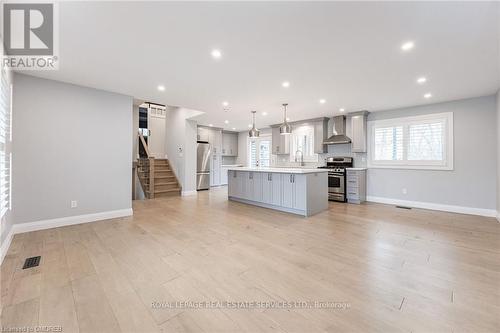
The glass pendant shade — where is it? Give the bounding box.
[248,111,260,138]
[279,103,292,135]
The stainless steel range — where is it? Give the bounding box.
[318,157,353,202]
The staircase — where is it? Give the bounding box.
[136,134,181,198]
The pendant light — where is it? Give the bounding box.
[248,110,260,138]
[279,103,292,135]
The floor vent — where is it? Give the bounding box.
[396,205,412,210]
[22,256,41,269]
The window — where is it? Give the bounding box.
[0,62,12,218]
[290,125,318,162]
[248,137,271,167]
[368,112,453,170]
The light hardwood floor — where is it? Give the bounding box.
[1,187,499,332]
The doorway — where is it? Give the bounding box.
[138,103,166,159]
[249,136,271,167]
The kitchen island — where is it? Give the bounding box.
[226,167,328,217]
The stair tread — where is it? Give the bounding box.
[149,188,181,194]
[155,182,178,186]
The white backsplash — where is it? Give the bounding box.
[272,143,367,168]
[222,156,237,165]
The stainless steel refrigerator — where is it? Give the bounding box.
[196,141,211,190]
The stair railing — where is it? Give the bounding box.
[138,132,155,198]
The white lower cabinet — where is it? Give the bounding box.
[271,173,282,206]
[237,171,247,199]
[282,174,306,210]
[228,170,328,217]
[262,173,273,204]
[282,174,294,209]
[247,172,263,202]
[293,174,306,210]
[346,169,366,204]
[262,173,282,205]
[229,170,245,198]
[228,171,235,196]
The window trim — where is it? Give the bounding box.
[367,112,454,170]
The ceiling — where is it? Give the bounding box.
[27,1,500,131]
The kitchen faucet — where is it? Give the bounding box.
[295,150,305,166]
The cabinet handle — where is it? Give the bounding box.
[269,173,272,181]
[290,174,292,183]
[292,174,295,183]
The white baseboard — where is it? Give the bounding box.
[181,190,197,196]
[496,212,500,222]
[0,227,14,266]
[367,196,496,218]
[0,208,133,265]
[13,208,133,234]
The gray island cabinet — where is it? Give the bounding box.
[227,167,328,217]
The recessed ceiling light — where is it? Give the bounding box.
[339,108,345,112]
[232,127,236,130]
[157,85,165,92]
[401,41,414,51]
[222,101,229,107]
[282,81,290,88]
[211,49,222,59]
[417,77,427,84]
[224,120,229,124]
[424,93,432,99]
[248,124,252,128]
[209,124,213,127]
[286,117,290,121]
[319,99,326,104]
[262,112,268,116]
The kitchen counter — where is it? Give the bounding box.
[222,164,243,167]
[226,167,328,174]
[346,167,367,171]
[227,168,328,216]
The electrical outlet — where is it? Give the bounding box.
[402,188,407,195]
[71,200,78,208]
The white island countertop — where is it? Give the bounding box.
[226,166,328,174]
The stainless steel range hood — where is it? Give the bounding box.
[323,115,351,145]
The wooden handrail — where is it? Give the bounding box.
[138,132,151,158]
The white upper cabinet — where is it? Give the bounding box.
[313,118,329,154]
[222,132,238,156]
[197,127,210,142]
[350,111,369,153]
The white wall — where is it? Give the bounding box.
[165,107,200,194]
[366,95,497,212]
[12,74,133,224]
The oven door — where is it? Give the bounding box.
[328,172,345,194]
